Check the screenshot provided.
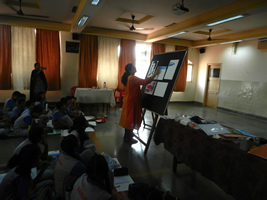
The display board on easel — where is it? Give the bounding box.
[141,50,188,115]
[134,50,187,155]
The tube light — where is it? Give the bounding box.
[78,16,89,26]
[207,14,246,26]
[219,40,243,45]
[91,0,99,5]
[167,31,187,37]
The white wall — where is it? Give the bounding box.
[170,47,199,102]
[195,40,267,118]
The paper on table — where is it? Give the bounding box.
[248,144,267,159]
[198,124,230,136]
[89,121,97,126]
[153,82,168,97]
[85,116,95,121]
[164,59,179,80]
[46,120,54,128]
[85,127,95,132]
[61,129,70,137]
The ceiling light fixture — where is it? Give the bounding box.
[78,16,89,26]
[91,0,100,5]
[207,14,247,26]
[167,31,187,37]
[219,40,243,45]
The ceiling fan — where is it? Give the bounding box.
[207,29,225,41]
[127,15,154,31]
[7,0,49,18]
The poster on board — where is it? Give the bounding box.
[141,50,187,115]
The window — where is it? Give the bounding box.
[135,42,151,79]
[187,60,193,82]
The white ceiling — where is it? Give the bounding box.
[0,0,267,47]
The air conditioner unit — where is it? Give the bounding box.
[258,37,267,43]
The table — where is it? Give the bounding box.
[154,118,267,200]
[74,88,116,107]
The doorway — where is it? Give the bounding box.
[204,63,221,108]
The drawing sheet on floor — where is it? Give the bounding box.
[113,158,134,192]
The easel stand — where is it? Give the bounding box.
[132,109,160,155]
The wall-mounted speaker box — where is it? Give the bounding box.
[72,33,81,40]
[199,48,205,54]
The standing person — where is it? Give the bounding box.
[30,62,47,101]
[119,63,159,144]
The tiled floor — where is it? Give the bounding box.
[1,102,267,200]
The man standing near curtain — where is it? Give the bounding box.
[30,62,47,101]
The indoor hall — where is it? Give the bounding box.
[1,102,266,200]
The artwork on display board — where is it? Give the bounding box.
[141,50,187,115]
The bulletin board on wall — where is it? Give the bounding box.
[141,50,188,115]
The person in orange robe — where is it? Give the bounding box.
[119,63,159,144]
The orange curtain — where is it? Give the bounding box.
[0,25,11,89]
[173,46,188,92]
[150,43,165,61]
[117,39,136,91]
[79,35,98,88]
[36,29,60,90]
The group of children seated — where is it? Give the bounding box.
[0,91,81,137]
[0,91,121,200]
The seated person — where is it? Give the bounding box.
[13,105,43,136]
[0,144,51,199]
[66,96,81,117]
[35,91,47,110]
[69,116,96,154]
[13,126,55,181]
[54,135,89,199]
[0,116,12,137]
[10,98,26,123]
[70,154,115,200]
[52,101,73,129]
[18,93,26,100]
[2,91,21,117]
[21,100,35,115]
[60,97,79,119]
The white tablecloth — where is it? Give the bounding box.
[74,88,116,107]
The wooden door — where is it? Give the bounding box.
[204,64,221,108]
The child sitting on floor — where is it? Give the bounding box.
[10,98,26,123]
[2,91,21,117]
[52,101,73,129]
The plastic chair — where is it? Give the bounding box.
[70,86,81,96]
[113,89,125,107]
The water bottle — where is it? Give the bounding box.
[103,82,106,89]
